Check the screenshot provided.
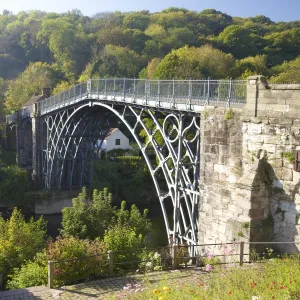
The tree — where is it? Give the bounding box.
[269,57,300,83]
[98,45,145,78]
[153,45,236,79]
[198,9,233,35]
[5,62,58,111]
[264,29,300,66]
[218,25,265,59]
[123,12,150,31]
[0,165,31,206]
[235,55,269,78]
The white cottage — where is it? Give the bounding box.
[96,128,132,151]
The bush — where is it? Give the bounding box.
[6,252,47,289]
[104,225,144,272]
[61,188,152,240]
[61,187,115,239]
[0,209,47,286]
[47,236,107,286]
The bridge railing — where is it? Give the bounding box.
[37,78,246,115]
[89,78,247,105]
[39,82,87,114]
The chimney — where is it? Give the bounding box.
[42,88,51,97]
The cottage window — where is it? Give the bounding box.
[115,139,120,145]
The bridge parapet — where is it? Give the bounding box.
[37,78,246,115]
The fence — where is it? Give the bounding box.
[47,241,300,288]
[38,78,246,115]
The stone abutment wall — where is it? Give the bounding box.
[199,76,300,253]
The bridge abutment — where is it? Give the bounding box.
[199,76,300,253]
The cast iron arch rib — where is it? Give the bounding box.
[41,101,200,253]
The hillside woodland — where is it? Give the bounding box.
[0,8,299,112]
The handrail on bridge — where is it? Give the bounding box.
[6,78,247,124]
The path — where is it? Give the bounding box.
[0,269,206,299]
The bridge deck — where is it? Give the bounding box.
[6,78,246,123]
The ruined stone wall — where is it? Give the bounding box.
[244,76,300,252]
[199,76,300,253]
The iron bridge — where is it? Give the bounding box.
[6,78,246,252]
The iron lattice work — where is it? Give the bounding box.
[41,101,200,249]
[6,78,247,251]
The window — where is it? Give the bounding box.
[115,139,120,145]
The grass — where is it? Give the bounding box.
[111,256,300,300]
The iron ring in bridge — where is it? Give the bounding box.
[162,114,179,143]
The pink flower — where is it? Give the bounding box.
[205,264,214,271]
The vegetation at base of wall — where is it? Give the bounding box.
[6,252,48,289]
[224,108,234,120]
[0,150,16,166]
[281,151,295,163]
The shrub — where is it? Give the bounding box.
[61,187,115,239]
[138,251,162,273]
[47,236,107,286]
[6,252,47,289]
[0,209,47,286]
[61,188,152,240]
[104,225,144,272]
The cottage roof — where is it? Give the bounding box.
[98,128,119,140]
[23,95,46,107]
[23,88,51,107]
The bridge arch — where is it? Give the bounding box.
[42,100,200,249]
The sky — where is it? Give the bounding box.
[0,0,299,22]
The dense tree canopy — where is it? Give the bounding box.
[0,8,300,112]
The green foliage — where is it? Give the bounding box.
[124,257,300,299]
[0,8,300,103]
[218,25,265,59]
[237,231,245,237]
[0,209,47,285]
[61,187,152,240]
[224,108,234,120]
[5,62,59,111]
[61,187,114,239]
[281,151,295,163]
[103,225,143,272]
[92,158,155,205]
[154,45,235,79]
[6,252,47,289]
[0,165,31,206]
[46,236,107,286]
[241,222,250,229]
